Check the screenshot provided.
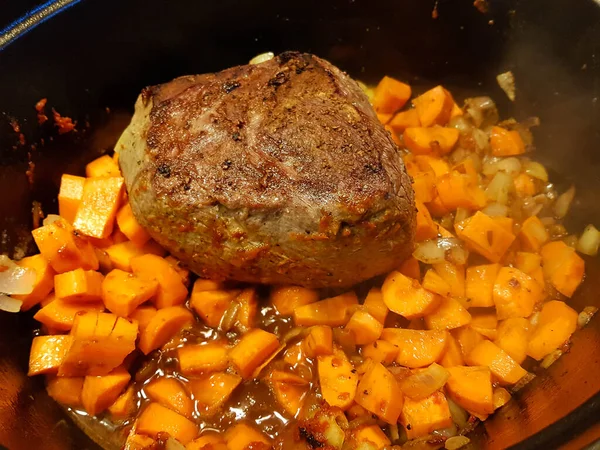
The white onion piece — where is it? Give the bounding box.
[496,157,522,175]
[486,171,514,205]
[577,224,600,256]
[449,246,469,266]
[524,160,549,182]
[0,255,36,295]
[563,235,578,249]
[0,294,22,313]
[482,202,509,217]
[529,311,540,328]
[413,240,446,264]
[578,306,598,329]
[496,71,516,101]
[432,425,458,439]
[445,436,471,450]
[249,52,274,65]
[449,115,473,134]
[540,349,563,369]
[165,438,186,450]
[554,186,576,219]
[43,214,62,226]
[455,208,471,224]
[482,156,501,177]
[399,363,449,400]
[471,128,490,152]
[447,398,469,430]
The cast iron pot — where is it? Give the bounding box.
[1,1,600,449]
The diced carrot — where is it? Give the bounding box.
[187,433,226,450]
[138,306,194,355]
[34,297,104,331]
[412,86,455,127]
[399,256,421,281]
[235,288,258,331]
[404,127,459,156]
[514,173,537,197]
[177,342,230,375]
[466,340,527,385]
[436,171,487,211]
[193,279,224,291]
[380,328,448,368]
[54,268,104,302]
[389,109,421,133]
[400,391,452,439]
[190,287,239,328]
[469,310,498,340]
[455,212,516,263]
[102,269,158,317]
[270,286,319,316]
[439,333,464,368]
[453,158,479,184]
[105,240,166,272]
[229,329,280,379]
[426,195,451,217]
[514,252,544,286]
[81,365,131,415]
[271,380,307,418]
[137,402,198,445]
[412,170,437,204]
[13,254,55,310]
[376,112,393,125]
[60,312,138,376]
[317,347,358,410]
[304,325,333,358]
[145,377,193,418]
[131,254,188,309]
[345,310,383,345]
[519,216,549,252]
[124,433,157,450]
[421,269,451,297]
[493,267,543,320]
[414,155,450,178]
[354,424,391,449]
[415,199,438,241]
[28,335,72,376]
[382,271,440,319]
[445,366,494,415]
[541,241,585,297]
[361,340,399,365]
[108,385,137,419]
[58,174,85,223]
[362,288,389,324]
[490,126,526,156]
[293,292,358,327]
[452,326,485,360]
[129,305,157,332]
[355,361,403,423]
[493,387,512,410]
[116,203,151,248]
[86,155,121,178]
[450,102,463,118]
[425,297,472,330]
[191,372,242,417]
[32,217,99,273]
[432,261,465,298]
[224,423,271,450]
[164,256,190,287]
[465,264,501,308]
[494,317,530,364]
[371,76,412,113]
[95,247,113,274]
[527,300,578,360]
[73,177,125,239]
[46,376,84,407]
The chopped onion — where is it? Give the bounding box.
[432,424,458,439]
[523,161,549,182]
[465,96,497,128]
[447,398,469,430]
[510,372,536,393]
[455,208,471,224]
[445,436,471,450]
[554,186,576,219]
[471,128,490,152]
[496,157,522,175]
[482,202,509,217]
[413,240,446,264]
[482,156,501,177]
[485,171,514,205]
[43,214,62,226]
[249,52,274,65]
[0,294,22,313]
[540,216,556,226]
[577,224,600,256]
[529,311,540,327]
[399,363,449,400]
[578,306,598,329]
[165,438,186,450]
[563,235,578,249]
[448,245,469,266]
[540,349,563,369]
[218,301,240,332]
[496,71,516,101]
[0,255,36,295]
[492,387,512,409]
[449,116,473,134]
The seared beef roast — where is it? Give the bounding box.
[117,52,415,288]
